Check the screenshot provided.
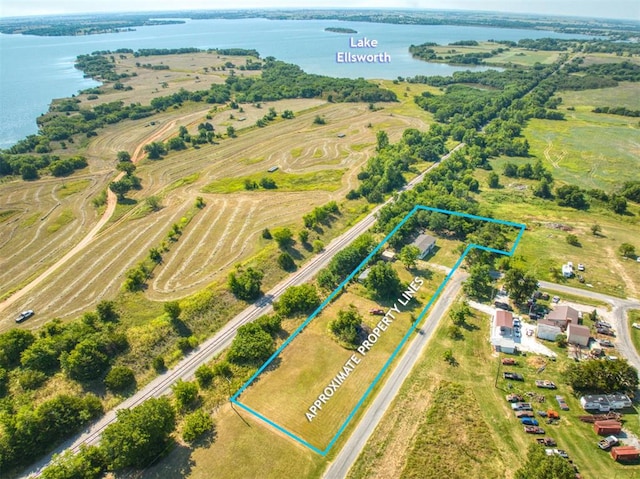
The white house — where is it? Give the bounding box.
[537,320,562,341]
[491,310,516,354]
[412,234,436,259]
[580,393,632,412]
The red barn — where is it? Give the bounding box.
[611,446,640,462]
[594,420,622,436]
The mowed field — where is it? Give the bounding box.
[0,77,427,330]
[238,265,445,451]
[524,83,640,192]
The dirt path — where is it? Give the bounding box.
[606,246,639,297]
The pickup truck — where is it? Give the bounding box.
[506,393,524,403]
[598,435,619,450]
[501,358,517,365]
[536,437,557,446]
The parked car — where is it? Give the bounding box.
[516,411,535,418]
[552,296,560,303]
[521,417,539,426]
[501,358,517,366]
[546,448,569,459]
[504,372,524,381]
[578,263,585,271]
[537,410,548,418]
[514,329,521,338]
[598,339,614,348]
[369,308,385,315]
[529,313,540,320]
[512,402,533,411]
[524,425,545,434]
[556,395,569,411]
[535,380,557,389]
[506,394,524,403]
[494,301,512,311]
[15,310,34,323]
[536,437,557,446]
[597,327,615,337]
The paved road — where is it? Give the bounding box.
[323,271,466,479]
[538,281,640,371]
[21,146,465,478]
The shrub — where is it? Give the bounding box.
[105,366,136,393]
[182,409,214,443]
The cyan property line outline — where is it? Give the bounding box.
[231,205,526,455]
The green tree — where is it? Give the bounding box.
[590,223,602,236]
[40,445,106,479]
[262,228,272,239]
[195,365,215,388]
[328,305,363,348]
[317,268,338,290]
[228,323,274,366]
[313,115,326,125]
[503,267,538,305]
[104,366,136,393]
[566,234,580,247]
[312,239,325,253]
[61,339,110,381]
[376,130,389,151]
[259,177,277,189]
[116,151,131,162]
[610,194,628,214]
[172,379,199,411]
[565,358,638,392]
[399,245,421,269]
[116,161,136,175]
[278,252,296,271]
[152,356,166,373]
[164,301,181,320]
[109,179,131,201]
[533,178,553,199]
[182,409,214,443]
[463,263,493,300]
[515,444,576,479]
[101,397,176,470]
[145,195,162,211]
[555,333,568,348]
[226,125,236,138]
[21,164,38,180]
[273,284,321,317]
[449,301,471,326]
[96,300,119,323]
[272,227,293,248]
[0,329,35,368]
[298,229,309,244]
[228,267,263,301]
[619,242,636,258]
[365,261,403,300]
[144,141,166,160]
[487,172,500,188]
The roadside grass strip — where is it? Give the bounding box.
[231,205,526,455]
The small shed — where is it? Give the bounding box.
[594,420,622,436]
[357,267,371,283]
[412,234,436,259]
[537,320,562,341]
[381,250,396,262]
[611,446,640,462]
[567,323,590,347]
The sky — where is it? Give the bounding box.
[1,0,639,21]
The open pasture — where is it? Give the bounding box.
[1,96,421,328]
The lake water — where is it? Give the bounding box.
[0,18,588,148]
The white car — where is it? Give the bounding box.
[16,310,34,323]
[578,264,585,271]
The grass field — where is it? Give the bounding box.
[347,304,640,479]
[238,265,445,451]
